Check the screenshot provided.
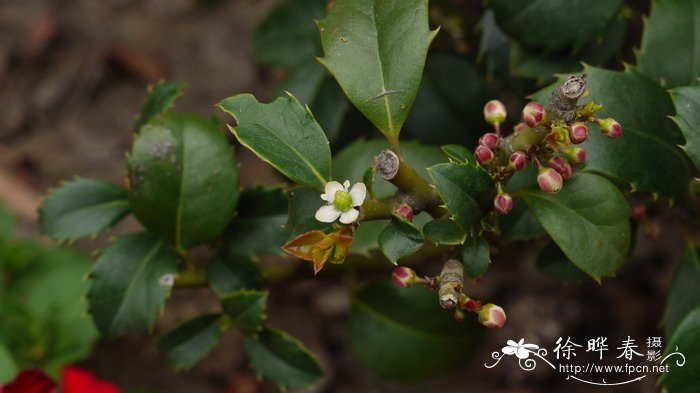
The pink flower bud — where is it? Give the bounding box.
[391,266,418,288]
[537,167,563,194]
[562,147,586,164]
[569,122,588,144]
[493,193,513,214]
[513,122,529,133]
[483,100,506,125]
[395,204,413,222]
[521,101,546,128]
[479,133,500,149]
[508,151,528,171]
[474,145,494,165]
[596,118,622,139]
[547,156,573,181]
[478,303,506,329]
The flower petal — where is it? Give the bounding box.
[339,208,359,224]
[349,182,367,207]
[502,346,517,355]
[515,347,530,359]
[343,180,350,189]
[324,181,344,201]
[315,205,341,223]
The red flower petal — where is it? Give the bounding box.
[1,369,56,393]
[61,368,119,393]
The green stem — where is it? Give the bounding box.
[174,267,207,287]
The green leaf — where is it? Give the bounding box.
[134,81,183,132]
[423,219,465,246]
[0,343,17,383]
[222,186,290,257]
[670,85,700,169]
[39,178,130,241]
[461,236,490,279]
[531,66,689,198]
[428,162,495,231]
[276,60,350,142]
[477,10,512,80]
[664,245,700,339]
[659,304,700,393]
[159,313,221,369]
[244,327,322,389]
[208,253,262,296]
[536,242,589,281]
[221,290,267,335]
[489,0,622,53]
[253,0,326,67]
[441,144,473,163]
[518,173,630,281]
[378,216,424,264]
[509,12,627,84]
[218,93,331,189]
[317,0,437,137]
[286,187,332,237]
[638,0,700,88]
[127,113,239,249]
[403,52,487,145]
[350,279,480,381]
[88,233,179,337]
[333,139,447,199]
[500,199,545,241]
[0,202,14,244]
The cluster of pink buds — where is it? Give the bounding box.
[478,97,621,214]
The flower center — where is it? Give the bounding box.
[332,190,353,212]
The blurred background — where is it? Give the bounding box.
[0,0,690,392]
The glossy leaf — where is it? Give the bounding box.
[350,279,479,381]
[659,304,700,393]
[423,218,465,245]
[317,0,437,137]
[208,253,262,296]
[87,233,179,337]
[127,113,239,249]
[536,242,588,281]
[500,199,545,241]
[531,66,689,198]
[638,0,700,88]
[441,144,473,163]
[222,186,290,257]
[221,290,267,335]
[218,93,331,189]
[39,178,130,241]
[664,245,700,339]
[276,60,350,142]
[244,327,322,389]
[378,216,424,264]
[428,163,495,231]
[286,187,331,237]
[489,0,622,53]
[134,81,183,132]
[403,52,487,145]
[461,236,490,279]
[670,85,700,169]
[518,173,630,281]
[159,313,221,369]
[253,0,326,67]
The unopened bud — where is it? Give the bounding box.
[395,204,413,222]
[547,156,572,181]
[537,167,563,194]
[513,122,529,133]
[596,118,622,139]
[478,303,506,329]
[479,133,500,149]
[521,101,546,128]
[391,266,418,288]
[508,151,528,171]
[493,193,513,214]
[483,100,506,125]
[454,309,466,322]
[561,147,586,164]
[474,145,494,165]
[632,204,647,221]
[569,122,588,144]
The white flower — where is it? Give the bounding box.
[502,338,539,359]
[315,180,366,224]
